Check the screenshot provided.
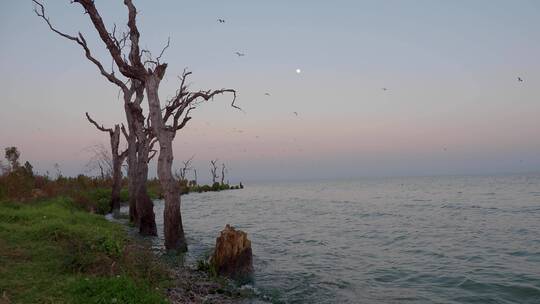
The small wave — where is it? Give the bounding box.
[441,203,483,210]
[383,234,408,246]
[403,248,446,259]
[466,255,485,263]
[320,279,351,289]
[356,212,393,218]
[304,239,327,246]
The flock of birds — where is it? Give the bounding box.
[217,19,535,114]
[213,17,528,157]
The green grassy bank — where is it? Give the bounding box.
[0,197,171,304]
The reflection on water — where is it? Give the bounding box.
[120,174,540,303]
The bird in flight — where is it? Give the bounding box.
[264,92,271,96]
[217,19,225,23]
[517,77,523,82]
[382,88,389,91]
[234,52,245,57]
[293,111,298,116]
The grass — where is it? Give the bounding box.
[0,197,170,304]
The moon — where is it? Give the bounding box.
[296,68,302,74]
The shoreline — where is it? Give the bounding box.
[0,197,251,303]
[109,204,251,304]
[166,264,249,304]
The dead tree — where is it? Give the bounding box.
[85,113,127,215]
[33,1,157,235]
[210,159,219,185]
[84,143,112,179]
[35,0,238,252]
[221,163,227,185]
[4,147,21,171]
[158,71,237,250]
[176,155,194,181]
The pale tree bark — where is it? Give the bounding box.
[147,69,238,252]
[221,163,227,185]
[85,113,127,216]
[145,74,187,250]
[210,159,219,184]
[123,84,158,236]
[123,103,139,224]
[36,0,239,252]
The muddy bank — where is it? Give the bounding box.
[166,264,250,304]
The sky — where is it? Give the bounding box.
[0,0,539,182]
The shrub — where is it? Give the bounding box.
[119,188,129,202]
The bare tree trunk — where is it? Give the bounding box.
[135,152,157,235]
[130,99,158,236]
[210,159,219,184]
[85,113,126,217]
[99,164,105,180]
[146,75,187,251]
[120,80,158,236]
[110,125,126,217]
[221,163,226,185]
[124,107,139,224]
[194,169,197,185]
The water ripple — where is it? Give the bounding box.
[146,174,540,303]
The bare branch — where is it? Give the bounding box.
[121,123,129,140]
[149,138,158,152]
[176,155,195,180]
[186,89,238,108]
[32,0,128,92]
[161,70,240,133]
[148,150,158,162]
[175,107,194,131]
[122,0,144,69]
[33,0,77,41]
[85,112,113,133]
[72,0,144,79]
[119,148,129,160]
[84,143,113,177]
[156,37,170,64]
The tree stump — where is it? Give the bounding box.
[210,224,253,280]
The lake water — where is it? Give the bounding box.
[148,174,540,303]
